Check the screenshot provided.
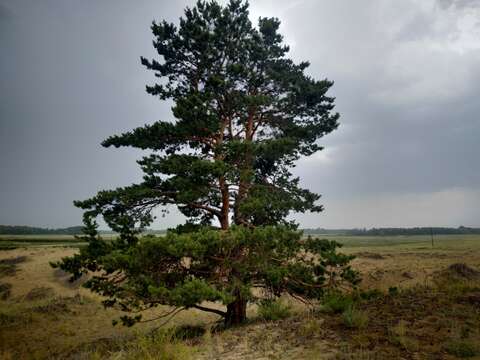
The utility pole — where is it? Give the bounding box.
[430,227,434,248]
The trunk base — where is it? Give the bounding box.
[225,298,247,326]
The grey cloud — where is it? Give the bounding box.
[1,0,479,228]
[437,0,480,9]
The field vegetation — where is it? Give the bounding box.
[1,234,479,359]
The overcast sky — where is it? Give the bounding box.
[1,0,479,229]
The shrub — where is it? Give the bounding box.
[258,299,291,321]
[0,283,12,300]
[321,292,354,314]
[172,325,206,341]
[444,340,478,358]
[388,287,399,296]
[388,320,418,352]
[342,305,368,329]
[357,289,383,301]
[0,264,16,278]
[298,318,324,338]
[89,328,194,360]
[23,287,54,301]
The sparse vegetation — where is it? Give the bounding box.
[24,286,54,301]
[444,339,479,358]
[0,283,12,300]
[0,256,26,277]
[342,305,368,329]
[2,235,480,358]
[87,328,195,360]
[320,291,354,314]
[388,320,418,352]
[257,299,292,321]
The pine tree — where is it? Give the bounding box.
[53,0,358,327]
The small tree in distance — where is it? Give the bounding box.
[53,0,359,327]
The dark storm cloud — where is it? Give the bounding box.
[1,0,479,228]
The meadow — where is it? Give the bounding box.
[1,234,479,359]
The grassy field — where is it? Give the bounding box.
[1,235,480,359]
[1,233,475,249]
[0,234,117,250]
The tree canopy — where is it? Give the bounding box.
[53,0,358,327]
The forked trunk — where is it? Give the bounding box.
[224,296,247,326]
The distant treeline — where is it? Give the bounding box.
[0,225,83,235]
[302,226,480,236]
[2,225,479,236]
[0,225,168,236]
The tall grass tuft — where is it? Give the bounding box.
[342,305,368,329]
[258,299,292,321]
[89,328,194,360]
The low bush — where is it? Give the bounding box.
[0,282,12,300]
[388,286,399,296]
[0,264,16,278]
[357,289,383,301]
[321,292,354,314]
[89,328,194,360]
[342,305,368,329]
[298,317,324,338]
[388,320,418,352]
[23,287,54,301]
[444,340,478,358]
[257,299,292,321]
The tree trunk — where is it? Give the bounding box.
[219,175,229,230]
[224,296,247,326]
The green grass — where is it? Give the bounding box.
[342,305,368,329]
[0,234,115,248]
[257,299,292,321]
[320,292,354,314]
[444,340,479,358]
[2,233,479,251]
[317,234,480,253]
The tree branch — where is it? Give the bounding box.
[192,304,226,317]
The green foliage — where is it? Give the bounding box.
[258,299,291,321]
[388,286,399,296]
[444,340,478,358]
[0,256,27,279]
[0,264,15,278]
[53,225,358,326]
[321,292,354,314]
[342,305,368,329]
[0,283,12,300]
[388,320,419,352]
[54,0,357,326]
[355,289,383,301]
[0,225,83,235]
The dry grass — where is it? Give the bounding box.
[0,235,480,359]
